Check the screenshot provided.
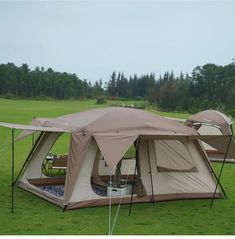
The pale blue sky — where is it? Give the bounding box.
[0,1,234,82]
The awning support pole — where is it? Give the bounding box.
[13,132,44,185]
[32,133,35,146]
[11,128,15,213]
[210,136,232,208]
[147,140,154,203]
[128,158,137,216]
[32,116,36,147]
[128,137,140,217]
[108,172,113,235]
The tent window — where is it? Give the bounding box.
[198,125,223,135]
[154,140,198,172]
[41,133,69,177]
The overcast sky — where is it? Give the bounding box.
[0,0,234,83]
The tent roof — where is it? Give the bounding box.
[186,110,233,135]
[41,107,199,136]
[2,108,232,139]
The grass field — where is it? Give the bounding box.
[0,98,235,235]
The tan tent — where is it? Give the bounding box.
[186,110,235,163]
[0,107,229,210]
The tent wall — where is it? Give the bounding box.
[69,139,105,203]
[139,139,217,197]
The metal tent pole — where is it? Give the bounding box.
[11,128,15,213]
[32,133,35,147]
[210,136,232,208]
[108,172,113,235]
[31,116,36,146]
[128,159,137,216]
[128,138,139,216]
[147,140,154,203]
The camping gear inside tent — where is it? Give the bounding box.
[186,110,235,163]
[0,107,233,210]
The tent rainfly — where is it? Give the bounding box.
[0,107,233,211]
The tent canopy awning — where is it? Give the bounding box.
[0,122,70,133]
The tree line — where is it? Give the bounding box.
[0,62,234,115]
[0,63,99,99]
[106,62,235,115]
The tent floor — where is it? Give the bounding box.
[27,178,65,198]
[38,184,64,197]
[91,183,107,196]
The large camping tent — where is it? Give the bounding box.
[0,107,231,210]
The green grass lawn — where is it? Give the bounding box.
[0,98,235,235]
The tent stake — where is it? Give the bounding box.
[147,140,154,203]
[210,136,232,208]
[11,128,15,213]
[63,205,67,212]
